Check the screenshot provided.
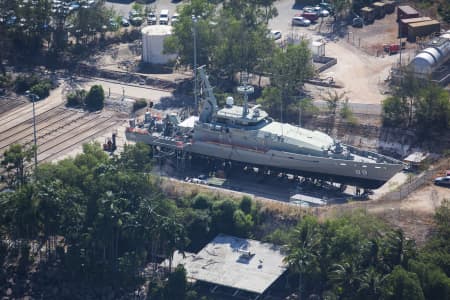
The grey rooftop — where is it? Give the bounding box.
[162,234,287,295]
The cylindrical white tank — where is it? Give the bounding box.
[409,41,450,75]
[141,25,177,64]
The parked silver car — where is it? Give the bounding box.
[292,16,311,26]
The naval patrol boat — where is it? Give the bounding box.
[126,67,404,189]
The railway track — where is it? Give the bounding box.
[0,108,83,149]
[39,117,119,162]
[0,113,89,155]
[0,101,64,134]
[0,97,27,115]
[19,113,106,150]
[0,114,118,178]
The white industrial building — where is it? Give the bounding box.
[141,25,177,64]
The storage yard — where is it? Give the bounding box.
[0,86,121,166]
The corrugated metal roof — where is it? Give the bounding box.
[372,2,385,7]
[398,5,418,14]
[408,20,440,28]
[400,17,431,24]
[361,6,373,12]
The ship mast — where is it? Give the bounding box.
[237,71,254,118]
[198,66,218,123]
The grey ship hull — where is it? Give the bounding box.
[126,131,403,189]
[188,141,402,189]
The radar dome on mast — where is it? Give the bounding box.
[226,96,234,107]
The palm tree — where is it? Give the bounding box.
[357,267,388,300]
[284,216,321,300]
[324,90,347,134]
[328,260,362,298]
[383,229,417,270]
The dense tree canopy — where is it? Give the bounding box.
[282,211,450,299]
[382,75,450,139]
[0,141,449,298]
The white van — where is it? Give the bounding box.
[159,9,169,25]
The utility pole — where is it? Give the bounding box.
[26,91,39,168]
[192,15,198,115]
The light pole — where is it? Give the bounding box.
[26,91,39,168]
[192,15,198,115]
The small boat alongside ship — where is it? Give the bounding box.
[126,67,404,189]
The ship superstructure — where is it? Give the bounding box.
[126,67,404,189]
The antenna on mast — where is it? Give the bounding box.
[237,71,254,118]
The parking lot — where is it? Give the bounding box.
[105,0,413,104]
[106,0,182,19]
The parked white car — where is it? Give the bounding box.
[147,12,157,25]
[171,13,179,25]
[268,30,282,40]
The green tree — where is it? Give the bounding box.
[409,260,450,300]
[421,200,450,276]
[340,98,358,126]
[258,43,313,120]
[117,142,152,173]
[1,144,35,188]
[382,95,409,127]
[30,81,51,99]
[383,229,417,271]
[239,196,252,215]
[324,90,347,133]
[285,216,321,298]
[211,13,274,87]
[85,85,105,111]
[66,89,87,107]
[382,266,425,300]
[69,0,110,45]
[357,267,389,300]
[165,264,188,300]
[329,260,362,298]
[414,84,450,139]
[257,86,282,117]
[233,209,254,237]
[211,199,237,235]
[164,0,216,68]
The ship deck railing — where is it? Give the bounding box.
[346,144,403,165]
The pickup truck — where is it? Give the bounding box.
[383,42,406,55]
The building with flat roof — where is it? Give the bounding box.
[161,234,287,298]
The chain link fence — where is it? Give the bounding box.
[380,159,449,201]
[313,99,382,115]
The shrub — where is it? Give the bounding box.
[133,98,147,112]
[340,99,358,126]
[0,74,12,88]
[66,89,86,107]
[85,85,105,111]
[14,74,40,93]
[192,193,213,210]
[29,82,51,99]
[240,196,253,214]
